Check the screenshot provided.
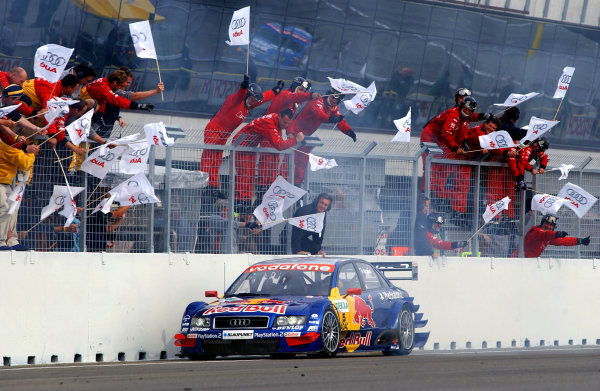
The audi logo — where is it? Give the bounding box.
[40,52,66,66]
[494,134,509,148]
[137,193,150,204]
[129,147,148,157]
[131,32,147,44]
[566,189,587,204]
[54,195,65,206]
[560,74,572,84]
[98,151,115,161]
[533,123,547,131]
[272,186,295,198]
[266,201,279,220]
[543,197,558,208]
[306,216,317,230]
[231,17,246,30]
[510,96,526,104]
[80,118,90,130]
[127,180,140,190]
[494,200,505,210]
[230,318,250,327]
[359,94,369,104]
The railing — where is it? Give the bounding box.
[17,128,598,258]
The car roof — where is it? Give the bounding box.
[252,257,366,267]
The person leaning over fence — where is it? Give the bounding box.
[414,213,467,259]
[291,193,332,256]
[0,125,39,251]
[511,214,589,258]
[509,137,549,191]
[411,195,430,255]
[206,198,260,254]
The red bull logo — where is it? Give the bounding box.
[353,295,375,328]
[339,331,372,348]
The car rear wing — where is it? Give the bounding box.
[372,261,418,281]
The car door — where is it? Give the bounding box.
[354,261,390,336]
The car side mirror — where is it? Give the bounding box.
[205,290,218,298]
[345,288,362,297]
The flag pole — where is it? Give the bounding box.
[466,220,491,243]
[553,97,564,121]
[332,109,349,131]
[155,58,164,101]
[246,43,250,75]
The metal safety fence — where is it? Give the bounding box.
[12,125,599,258]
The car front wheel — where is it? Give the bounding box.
[320,308,340,358]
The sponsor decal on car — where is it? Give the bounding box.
[183,315,190,321]
[181,323,190,327]
[339,331,372,348]
[311,314,318,319]
[379,290,403,301]
[284,332,301,337]
[244,263,335,273]
[254,332,282,339]
[203,304,287,315]
[223,330,254,340]
[189,327,210,332]
[334,299,349,313]
[307,325,318,332]
[308,320,320,325]
[273,325,304,330]
[182,328,189,333]
[187,334,197,339]
[353,295,376,328]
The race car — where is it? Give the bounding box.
[174,257,428,359]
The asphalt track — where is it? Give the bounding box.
[1,347,599,391]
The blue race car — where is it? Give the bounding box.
[175,257,428,359]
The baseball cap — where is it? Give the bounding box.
[3,84,23,97]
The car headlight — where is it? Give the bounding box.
[274,315,307,326]
[191,317,211,327]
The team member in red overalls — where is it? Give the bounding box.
[420,96,478,217]
[509,137,549,191]
[232,109,304,213]
[286,88,356,185]
[257,77,320,192]
[512,214,589,257]
[199,75,277,194]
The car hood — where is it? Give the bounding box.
[196,295,327,317]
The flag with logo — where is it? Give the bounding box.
[261,176,306,211]
[109,172,160,206]
[327,77,370,94]
[92,192,118,215]
[144,122,174,147]
[557,182,597,218]
[129,20,157,59]
[253,195,285,230]
[308,153,338,171]
[550,163,575,180]
[0,103,21,119]
[343,82,377,114]
[7,172,30,215]
[392,108,411,142]
[288,212,325,235]
[33,44,74,83]
[553,66,575,99]
[225,6,250,46]
[478,130,517,150]
[494,92,539,107]
[58,186,85,227]
[44,97,79,124]
[40,185,83,222]
[109,133,140,146]
[80,144,128,179]
[65,108,93,145]
[531,193,567,215]
[119,141,150,175]
[521,116,559,144]
[482,196,511,224]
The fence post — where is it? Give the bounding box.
[227,145,236,254]
[147,147,155,253]
[163,145,173,253]
[472,163,481,257]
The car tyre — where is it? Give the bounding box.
[384,304,415,356]
[186,354,217,361]
[320,307,340,358]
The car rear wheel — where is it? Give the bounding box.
[384,305,415,356]
[320,308,340,358]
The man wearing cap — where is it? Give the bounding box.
[512,214,589,258]
[0,84,45,148]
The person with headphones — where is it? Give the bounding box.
[509,137,549,191]
[291,193,333,256]
[414,213,467,258]
[512,214,589,257]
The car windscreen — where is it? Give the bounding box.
[225,263,335,297]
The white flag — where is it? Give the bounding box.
[553,66,575,99]
[44,97,79,123]
[531,193,567,215]
[288,212,325,235]
[129,20,157,59]
[0,103,21,118]
[494,92,540,107]
[225,6,250,46]
[110,172,160,206]
[253,195,285,230]
[342,82,377,114]
[119,141,150,175]
[80,144,128,179]
[33,44,74,83]
[557,182,597,219]
[550,163,575,180]
[308,153,338,171]
[478,130,517,149]
[144,122,174,147]
[65,108,93,145]
[482,196,511,224]
[261,176,306,211]
[392,108,411,142]
[109,133,140,146]
[521,116,559,144]
[327,77,370,94]
[92,192,118,215]
[40,185,83,221]
[7,172,30,215]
